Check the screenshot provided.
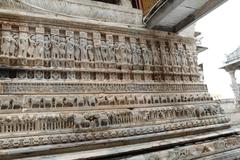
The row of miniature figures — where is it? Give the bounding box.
[0,25,198,69]
[0,104,224,133]
[0,93,213,110]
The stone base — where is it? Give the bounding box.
[1,126,238,160]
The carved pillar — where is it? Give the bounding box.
[229,70,240,106]
[35,26,44,66]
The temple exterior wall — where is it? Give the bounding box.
[0,1,238,160]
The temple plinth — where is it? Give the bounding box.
[0,0,239,160]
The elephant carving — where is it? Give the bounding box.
[152,95,160,104]
[136,95,145,104]
[97,96,107,106]
[160,96,167,103]
[115,95,126,105]
[28,98,43,108]
[74,114,91,129]
[145,95,152,104]
[195,106,206,117]
[106,95,116,105]
[96,113,109,127]
[63,97,77,107]
[54,97,63,108]
[87,96,97,107]
[0,99,11,110]
[126,95,136,104]
[77,96,85,107]
[43,97,53,108]
[208,104,222,115]
[12,99,23,109]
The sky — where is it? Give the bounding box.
[195,0,240,99]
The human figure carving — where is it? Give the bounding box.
[27,34,36,58]
[94,41,102,62]
[87,40,94,62]
[66,36,74,59]
[131,43,138,65]
[125,42,132,64]
[9,33,18,57]
[106,39,115,63]
[1,33,11,56]
[142,44,149,65]
[101,40,108,62]
[44,35,51,59]
[59,37,66,59]
[51,35,60,59]
[74,38,81,61]
[80,38,88,61]
[136,44,143,65]
[119,42,128,64]
[115,42,123,64]
[36,39,44,58]
[152,46,161,65]
[18,33,28,58]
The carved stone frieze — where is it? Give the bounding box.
[0,14,234,159]
[1,82,208,94]
[0,21,199,83]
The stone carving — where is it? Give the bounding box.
[1,32,11,56]
[125,42,132,64]
[106,35,115,63]
[74,38,81,61]
[0,23,203,84]
[152,43,161,66]
[44,35,51,59]
[87,40,94,62]
[27,34,36,58]
[93,32,102,62]
[35,36,44,59]
[141,42,153,66]
[59,37,66,59]
[0,19,229,159]
[80,32,88,62]
[66,32,74,60]
[18,32,28,58]
[51,35,60,59]
[101,40,108,62]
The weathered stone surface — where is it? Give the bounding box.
[0,0,238,159]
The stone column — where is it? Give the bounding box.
[229,70,240,107]
[120,0,132,8]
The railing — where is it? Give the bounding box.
[225,47,240,63]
